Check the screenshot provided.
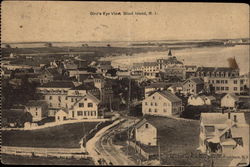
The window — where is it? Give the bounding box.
[221,87,224,90]
[216,87,220,90]
[152,96,155,99]
[84,111,87,116]
[234,87,237,91]
[225,80,228,84]
[216,80,220,84]
[35,107,38,111]
[149,108,152,112]
[155,109,157,112]
[58,96,61,101]
[225,87,229,90]
[88,103,93,108]
[234,80,237,84]
[49,103,52,107]
[84,98,87,101]
[155,102,157,106]
[151,102,153,106]
[212,80,214,84]
[77,111,83,116]
[145,102,147,105]
[240,80,244,84]
[221,80,224,84]
[71,98,74,102]
[63,116,66,120]
[240,87,243,91]
[145,124,149,128]
[49,96,52,100]
[79,103,84,107]
[35,112,38,116]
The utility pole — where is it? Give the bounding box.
[154,137,161,164]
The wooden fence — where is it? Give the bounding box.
[127,141,151,160]
[1,146,90,159]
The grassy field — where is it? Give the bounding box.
[2,122,101,148]
[1,154,94,165]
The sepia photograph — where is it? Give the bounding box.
[1,1,250,166]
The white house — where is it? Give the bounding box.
[188,95,216,106]
[142,90,183,117]
[167,83,183,94]
[68,93,100,119]
[198,112,249,164]
[25,100,48,122]
[55,109,68,122]
[221,93,250,109]
[144,82,169,98]
[134,118,157,146]
[221,93,239,109]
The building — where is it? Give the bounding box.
[182,77,204,95]
[55,109,68,122]
[25,100,48,122]
[195,67,239,79]
[198,113,249,164]
[144,82,169,98]
[66,83,101,109]
[134,118,158,146]
[167,83,183,94]
[36,81,76,116]
[204,76,246,94]
[142,90,183,117]
[38,68,62,84]
[188,95,216,106]
[96,61,113,74]
[185,65,197,79]
[221,93,250,109]
[68,93,100,119]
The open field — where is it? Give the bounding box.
[1,154,94,165]
[2,122,102,148]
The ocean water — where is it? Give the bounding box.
[105,45,249,75]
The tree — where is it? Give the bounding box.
[5,44,11,48]
[18,112,32,127]
[106,68,117,77]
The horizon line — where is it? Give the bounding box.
[2,37,250,44]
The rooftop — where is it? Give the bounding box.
[201,113,246,125]
[71,82,98,90]
[26,100,47,107]
[40,81,75,88]
[157,90,182,102]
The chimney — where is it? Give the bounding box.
[234,115,237,122]
[228,112,231,119]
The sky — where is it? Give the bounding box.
[2,2,249,42]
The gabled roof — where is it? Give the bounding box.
[26,100,47,107]
[79,73,104,81]
[201,113,246,125]
[145,82,169,89]
[56,108,69,114]
[196,67,238,73]
[45,68,60,76]
[72,93,100,108]
[71,82,98,90]
[184,77,203,85]
[223,93,239,101]
[154,90,182,103]
[143,62,158,67]
[40,81,75,88]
